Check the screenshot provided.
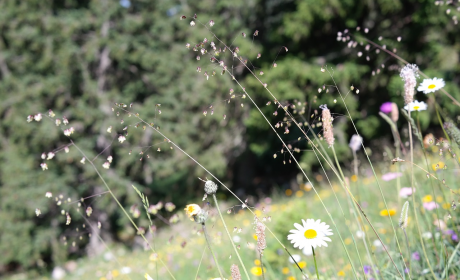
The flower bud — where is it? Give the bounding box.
[204,180,218,195]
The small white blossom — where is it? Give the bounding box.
[80,157,86,164]
[47,152,55,160]
[27,115,33,122]
[190,21,195,26]
[107,126,112,133]
[34,113,43,122]
[41,153,46,160]
[107,155,113,163]
[55,119,61,126]
[48,110,55,117]
[64,147,69,153]
[118,135,126,143]
[102,162,110,169]
[40,163,48,170]
[35,208,41,216]
[86,207,93,217]
[63,117,69,125]
[349,134,363,152]
[64,129,71,136]
[45,192,53,198]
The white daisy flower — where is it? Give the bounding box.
[404,100,427,112]
[417,78,445,94]
[287,219,333,250]
[302,246,313,256]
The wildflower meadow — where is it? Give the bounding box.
[1,1,460,280]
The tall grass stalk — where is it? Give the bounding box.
[121,107,309,277]
[379,112,403,205]
[202,223,225,279]
[312,147,372,279]
[209,28,408,275]
[441,238,460,278]
[70,140,176,279]
[327,71,409,278]
[79,212,133,280]
[195,245,207,279]
[211,194,250,280]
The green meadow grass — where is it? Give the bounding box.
[9,149,459,280]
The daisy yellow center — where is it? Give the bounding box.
[428,84,436,89]
[413,106,420,110]
[188,206,196,212]
[304,229,317,239]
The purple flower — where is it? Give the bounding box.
[412,252,420,261]
[453,234,458,242]
[363,265,372,274]
[380,102,393,113]
[382,172,403,181]
[423,201,439,211]
[404,268,410,274]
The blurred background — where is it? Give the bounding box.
[0,0,459,277]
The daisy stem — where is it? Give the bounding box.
[202,223,225,280]
[212,194,251,280]
[312,246,320,279]
[408,111,437,279]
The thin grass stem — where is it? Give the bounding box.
[202,223,225,279]
[212,194,251,280]
[195,245,207,280]
[70,140,176,280]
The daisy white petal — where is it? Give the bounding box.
[417,77,445,94]
[404,100,428,112]
[287,219,333,250]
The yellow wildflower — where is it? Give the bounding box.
[351,175,358,182]
[298,261,307,269]
[379,209,396,216]
[184,204,201,221]
[250,267,266,276]
[422,195,433,203]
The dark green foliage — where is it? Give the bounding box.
[0,0,253,272]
